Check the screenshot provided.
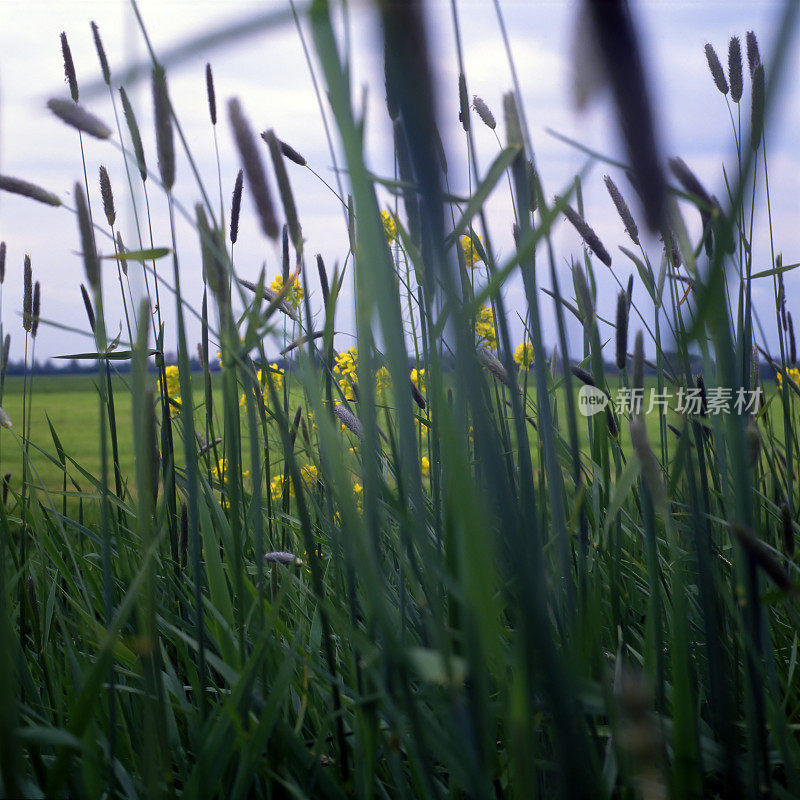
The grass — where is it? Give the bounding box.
[2,2,800,798]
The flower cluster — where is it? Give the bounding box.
[239,365,284,409]
[334,347,358,399]
[381,210,397,244]
[376,366,392,399]
[514,342,535,369]
[475,305,497,351]
[461,233,483,269]
[215,458,249,483]
[410,367,425,392]
[269,273,304,310]
[158,365,181,415]
[777,368,800,390]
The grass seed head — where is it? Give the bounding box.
[278,139,307,166]
[604,175,639,245]
[152,66,176,190]
[573,262,595,325]
[558,197,612,267]
[728,36,743,102]
[74,183,100,289]
[91,22,111,86]
[31,282,41,339]
[472,95,496,130]
[633,330,644,395]
[316,254,329,306]
[746,30,761,75]
[0,175,61,207]
[23,255,32,332]
[264,128,302,253]
[60,32,79,102]
[230,169,243,244]
[47,98,111,140]
[334,404,363,439]
[80,284,96,333]
[205,63,216,125]
[0,242,5,284]
[120,87,147,182]
[458,72,469,131]
[99,166,115,227]
[704,43,729,95]
[790,312,797,364]
[228,98,278,239]
[616,290,629,370]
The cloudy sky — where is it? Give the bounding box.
[0,0,796,365]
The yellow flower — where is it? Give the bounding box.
[158,365,182,416]
[334,347,359,399]
[239,364,284,408]
[215,458,249,483]
[270,473,293,501]
[475,304,497,351]
[381,211,397,244]
[353,481,363,512]
[301,463,320,490]
[269,274,304,310]
[376,366,392,399]
[410,368,425,392]
[778,368,800,390]
[513,342,535,369]
[461,233,483,269]
[421,456,429,479]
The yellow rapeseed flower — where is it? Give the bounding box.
[475,305,497,351]
[410,367,425,392]
[269,274,304,310]
[513,342,535,369]
[777,368,800,390]
[381,210,397,244]
[421,456,430,479]
[158,365,182,416]
[460,234,483,269]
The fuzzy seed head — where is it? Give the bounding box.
[458,73,469,131]
[633,330,644,395]
[472,95,496,130]
[604,175,639,244]
[74,183,100,289]
[230,169,243,244]
[205,62,216,125]
[0,175,61,207]
[728,36,743,103]
[60,32,79,102]
[152,66,175,190]
[616,290,629,371]
[264,128,302,253]
[0,242,5,284]
[278,139,307,166]
[746,31,761,75]
[334,404,363,439]
[23,255,32,332]
[120,87,147,182]
[704,43,728,95]
[47,98,111,140]
[91,22,111,86]
[228,98,278,239]
[99,166,115,227]
[557,197,612,267]
[31,282,41,339]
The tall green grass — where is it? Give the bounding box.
[2,2,800,797]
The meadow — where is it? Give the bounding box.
[3,2,800,799]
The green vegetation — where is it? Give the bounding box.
[2,3,800,799]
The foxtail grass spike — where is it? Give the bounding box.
[91,22,111,86]
[264,128,302,252]
[316,254,329,306]
[197,204,226,300]
[99,166,115,227]
[31,283,40,339]
[668,157,711,204]
[616,290,629,370]
[789,313,796,364]
[278,139,307,166]
[633,330,644,395]
[23,255,32,332]
[47,98,111,140]
[119,87,147,182]
[0,408,10,431]
[0,175,61,207]
[60,32,79,103]
[228,98,278,239]
[626,273,634,303]
[746,30,761,75]
[704,43,729,95]
[557,197,612,266]
[458,73,469,131]
[334,404,363,439]
[728,36,743,103]
[80,284,96,332]
[205,63,216,125]
[152,66,175,190]
[265,550,303,566]
[571,365,595,387]
[751,63,765,151]
[604,175,639,244]
[2,336,10,370]
[472,96,496,130]
[74,183,100,289]
[0,242,5,284]
[230,169,243,245]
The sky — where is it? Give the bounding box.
[0,0,797,366]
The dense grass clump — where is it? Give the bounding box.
[2,3,800,798]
